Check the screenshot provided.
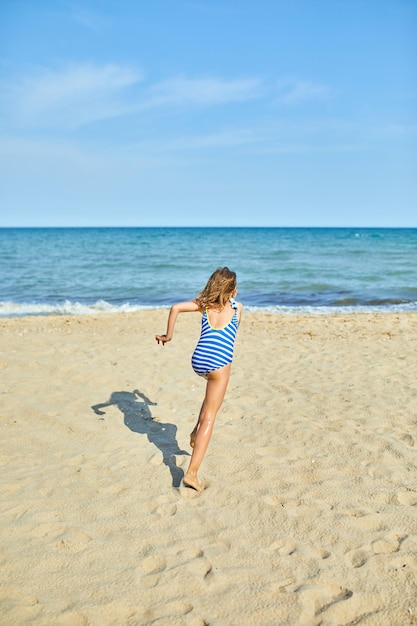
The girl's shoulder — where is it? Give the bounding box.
[229,297,242,311]
[232,299,243,324]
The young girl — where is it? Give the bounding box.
[156,267,242,492]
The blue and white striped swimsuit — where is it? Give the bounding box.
[191,298,239,377]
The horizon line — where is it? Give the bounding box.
[0,225,416,230]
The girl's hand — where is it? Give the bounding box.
[155,334,171,345]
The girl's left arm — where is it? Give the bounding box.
[155,301,199,345]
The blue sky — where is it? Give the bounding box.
[0,0,416,227]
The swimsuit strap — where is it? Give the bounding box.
[229,297,238,311]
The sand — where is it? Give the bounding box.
[1,310,417,626]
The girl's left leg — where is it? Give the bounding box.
[184,364,231,491]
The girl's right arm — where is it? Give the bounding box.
[155,301,200,345]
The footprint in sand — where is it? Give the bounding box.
[301,547,331,560]
[55,529,92,553]
[343,507,386,532]
[140,600,194,623]
[268,539,331,560]
[149,494,178,516]
[29,523,64,540]
[156,502,177,516]
[268,539,297,556]
[345,532,406,568]
[297,582,353,619]
[350,513,385,532]
[263,494,285,507]
[399,433,415,447]
[185,555,212,580]
[396,490,417,506]
[371,532,406,554]
[137,554,167,589]
[203,540,232,557]
[140,554,167,575]
[171,546,213,581]
[345,547,370,568]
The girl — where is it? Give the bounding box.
[156,267,242,492]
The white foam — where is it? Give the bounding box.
[244,302,417,315]
[1,299,416,318]
[0,300,167,318]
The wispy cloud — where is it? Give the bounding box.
[2,63,144,129]
[275,78,331,104]
[143,76,262,108]
[26,63,140,108]
[1,63,262,130]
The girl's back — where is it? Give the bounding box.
[205,301,236,329]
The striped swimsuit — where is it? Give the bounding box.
[191,298,239,377]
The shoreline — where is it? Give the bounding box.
[1,311,417,624]
[2,308,417,326]
[1,303,417,319]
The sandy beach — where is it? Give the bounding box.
[1,310,416,625]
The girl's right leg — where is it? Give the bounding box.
[184,364,231,491]
[190,402,204,448]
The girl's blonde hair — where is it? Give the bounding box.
[195,267,237,311]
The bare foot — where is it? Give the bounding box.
[183,472,202,492]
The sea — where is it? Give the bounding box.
[0,227,416,317]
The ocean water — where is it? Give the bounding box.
[0,227,416,316]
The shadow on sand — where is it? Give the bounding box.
[91,390,189,488]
